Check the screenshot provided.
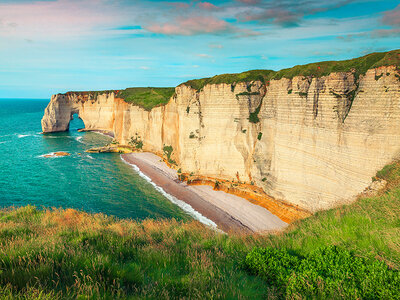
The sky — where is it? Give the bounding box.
[0,0,399,98]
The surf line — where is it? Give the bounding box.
[120,155,219,230]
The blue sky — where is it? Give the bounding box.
[0,0,399,98]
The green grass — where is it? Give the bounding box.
[183,49,400,90]
[246,246,400,299]
[183,70,275,91]
[1,161,400,298]
[116,87,175,111]
[0,207,266,299]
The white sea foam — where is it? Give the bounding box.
[86,154,94,160]
[121,156,218,229]
[0,141,7,144]
[75,136,83,143]
[38,152,55,158]
[18,134,30,138]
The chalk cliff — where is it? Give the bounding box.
[42,52,400,214]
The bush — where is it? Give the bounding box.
[128,136,143,149]
[249,104,261,123]
[163,145,176,165]
[246,246,400,299]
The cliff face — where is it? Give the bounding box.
[42,66,400,213]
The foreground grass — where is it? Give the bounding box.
[0,207,267,299]
[1,161,400,299]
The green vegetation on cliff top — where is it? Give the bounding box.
[1,160,400,298]
[69,49,400,110]
[67,88,175,111]
[183,49,400,90]
[116,87,175,111]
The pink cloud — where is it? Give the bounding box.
[240,8,301,26]
[146,16,232,35]
[0,0,123,40]
[168,2,190,9]
[383,5,400,27]
[197,2,219,10]
[236,0,260,4]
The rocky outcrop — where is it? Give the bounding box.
[42,66,400,214]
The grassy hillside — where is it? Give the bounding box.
[66,88,176,111]
[1,161,399,299]
[183,49,400,90]
[116,87,175,111]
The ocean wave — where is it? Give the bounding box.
[121,156,218,229]
[75,136,83,143]
[86,154,94,160]
[38,152,55,158]
[18,134,30,138]
[0,141,7,144]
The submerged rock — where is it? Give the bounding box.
[43,152,71,158]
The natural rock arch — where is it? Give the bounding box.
[41,92,116,134]
[41,94,82,132]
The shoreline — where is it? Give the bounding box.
[122,152,288,233]
[78,128,114,138]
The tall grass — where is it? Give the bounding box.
[1,161,400,298]
[0,207,267,299]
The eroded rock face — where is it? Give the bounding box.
[41,92,116,133]
[41,66,400,212]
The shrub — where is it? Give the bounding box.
[163,145,176,165]
[249,104,262,123]
[236,92,260,97]
[257,132,262,140]
[129,136,143,149]
[246,246,400,299]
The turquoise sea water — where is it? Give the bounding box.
[0,98,190,221]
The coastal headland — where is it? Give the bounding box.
[41,49,400,228]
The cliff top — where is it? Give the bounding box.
[64,49,400,110]
[116,87,175,111]
[65,87,175,111]
[183,49,400,90]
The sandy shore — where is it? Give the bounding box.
[122,152,288,233]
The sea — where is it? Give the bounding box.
[0,98,191,221]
